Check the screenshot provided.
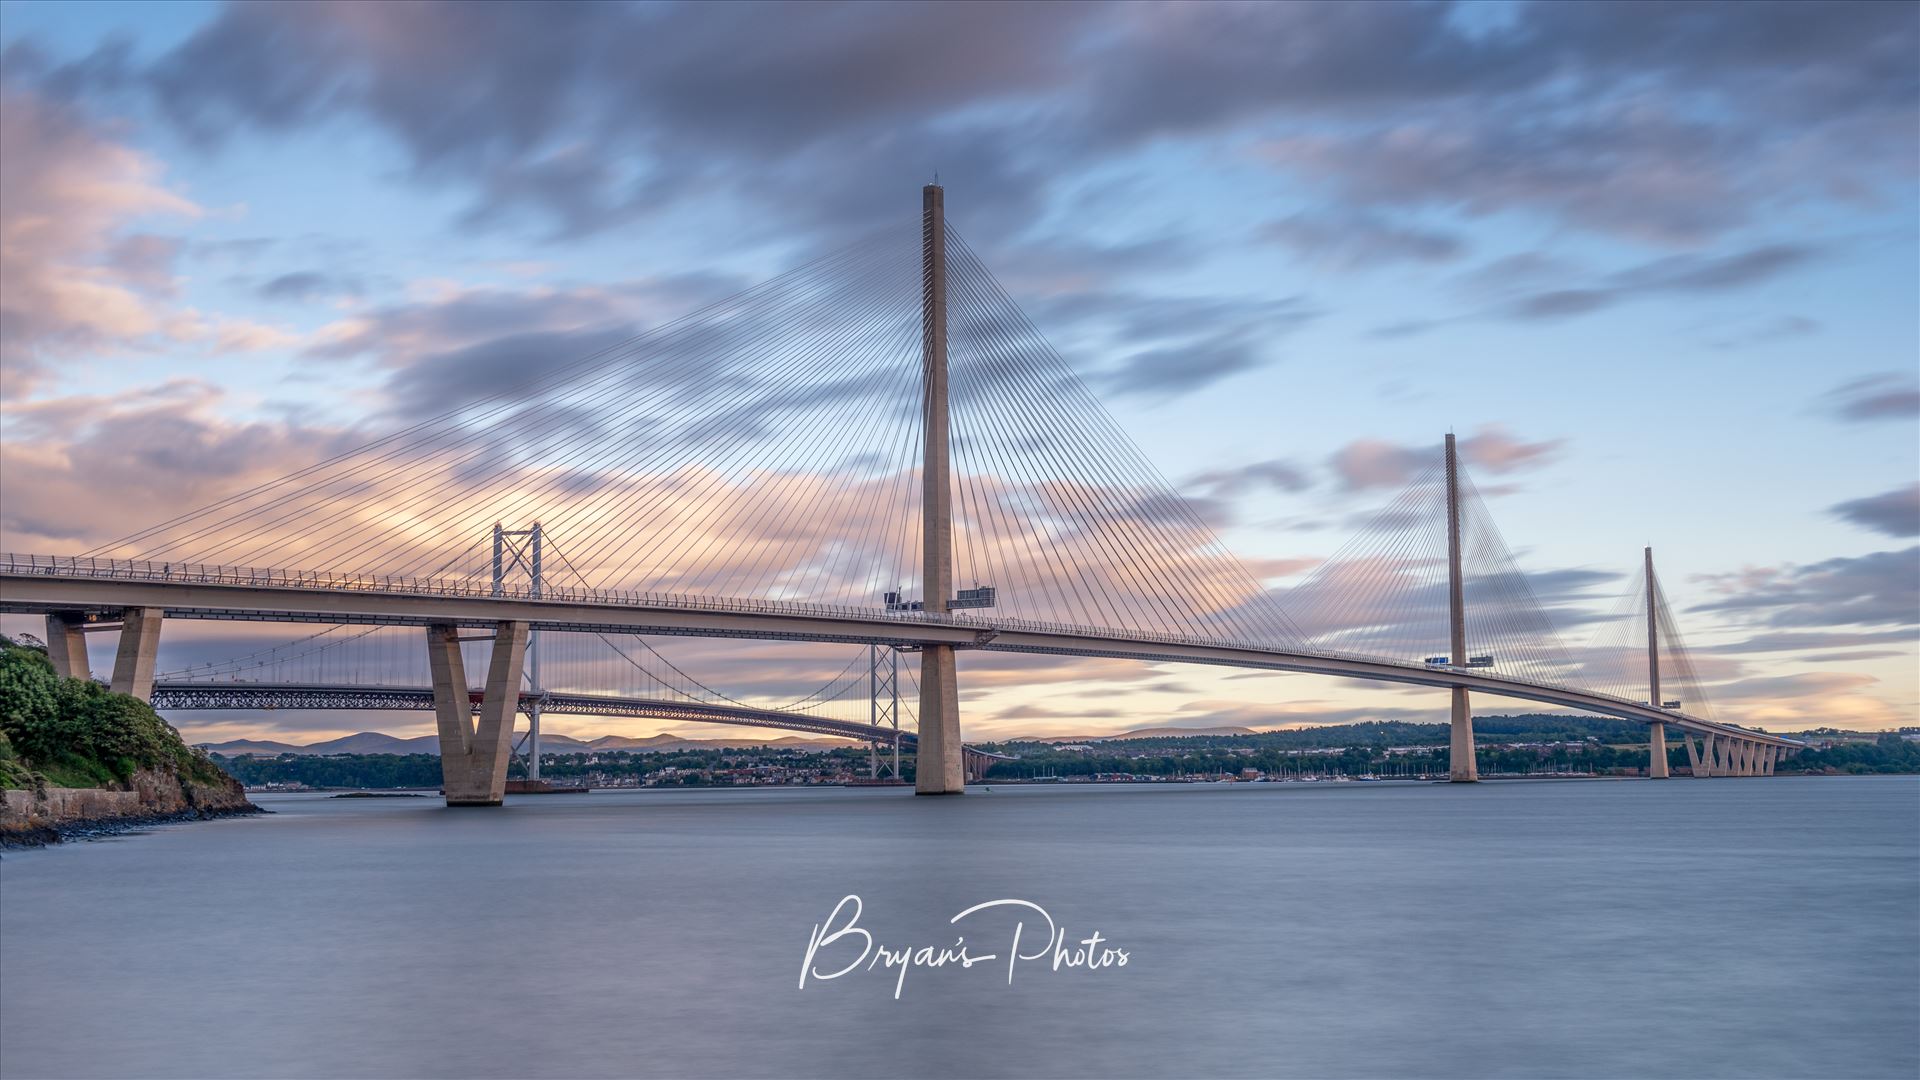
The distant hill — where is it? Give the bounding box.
[199,730,852,756]
[303,732,442,755]
[1008,725,1261,743]
[196,738,308,756]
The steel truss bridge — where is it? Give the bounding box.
[142,679,1009,783]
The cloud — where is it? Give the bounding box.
[1502,244,1816,323]
[1830,484,1920,538]
[1186,459,1314,498]
[1707,314,1819,350]
[1821,373,1920,423]
[1692,548,1920,629]
[0,381,357,551]
[1328,425,1563,491]
[1706,671,1909,729]
[0,88,195,396]
[307,272,744,417]
[1718,629,1918,654]
[1251,3,1917,245]
[13,0,1908,251]
[1261,211,1464,270]
[109,1,1097,241]
[0,86,303,398]
[1377,242,1820,338]
[1031,290,1320,400]
[259,270,364,303]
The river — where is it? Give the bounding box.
[2,776,1914,1078]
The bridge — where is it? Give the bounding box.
[0,185,1798,803]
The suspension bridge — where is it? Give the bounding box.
[0,185,1798,804]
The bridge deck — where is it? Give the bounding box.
[3,557,1799,749]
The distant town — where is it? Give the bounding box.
[209,717,1920,792]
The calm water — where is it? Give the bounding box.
[2,777,1915,1079]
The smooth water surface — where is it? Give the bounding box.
[3,777,1915,1078]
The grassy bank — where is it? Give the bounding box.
[0,634,233,792]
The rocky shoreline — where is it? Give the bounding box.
[1,766,262,849]
[1,801,266,848]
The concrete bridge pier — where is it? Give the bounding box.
[1648,721,1669,779]
[1448,689,1476,782]
[43,613,90,680]
[1685,732,1712,777]
[427,621,529,806]
[110,607,164,699]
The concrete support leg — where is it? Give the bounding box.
[915,644,964,794]
[429,621,528,806]
[1648,721,1669,779]
[1684,733,1702,777]
[109,607,163,699]
[527,703,542,781]
[44,613,90,681]
[1448,687,1478,782]
[1698,733,1717,778]
[1764,746,1777,776]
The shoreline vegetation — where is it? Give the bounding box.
[0,635,258,847]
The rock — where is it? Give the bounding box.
[0,763,260,847]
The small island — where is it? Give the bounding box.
[0,635,257,846]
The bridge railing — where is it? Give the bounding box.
[5,552,1777,741]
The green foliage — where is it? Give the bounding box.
[213,753,446,790]
[0,638,60,747]
[1776,732,1920,775]
[0,633,212,786]
[0,730,38,790]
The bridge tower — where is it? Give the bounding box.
[869,644,902,779]
[1445,433,1478,782]
[916,183,965,794]
[1645,546,1669,779]
[493,522,545,779]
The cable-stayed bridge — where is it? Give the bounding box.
[0,185,1798,804]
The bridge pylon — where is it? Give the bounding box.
[1645,546,1670,779]
[869,644,902,779]
[916,182,965,795]
[1445,433,1477,782]
[493,522,545,779]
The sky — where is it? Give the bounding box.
[1,0,1915,744]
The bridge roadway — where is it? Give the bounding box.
[1,555,1800,753]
